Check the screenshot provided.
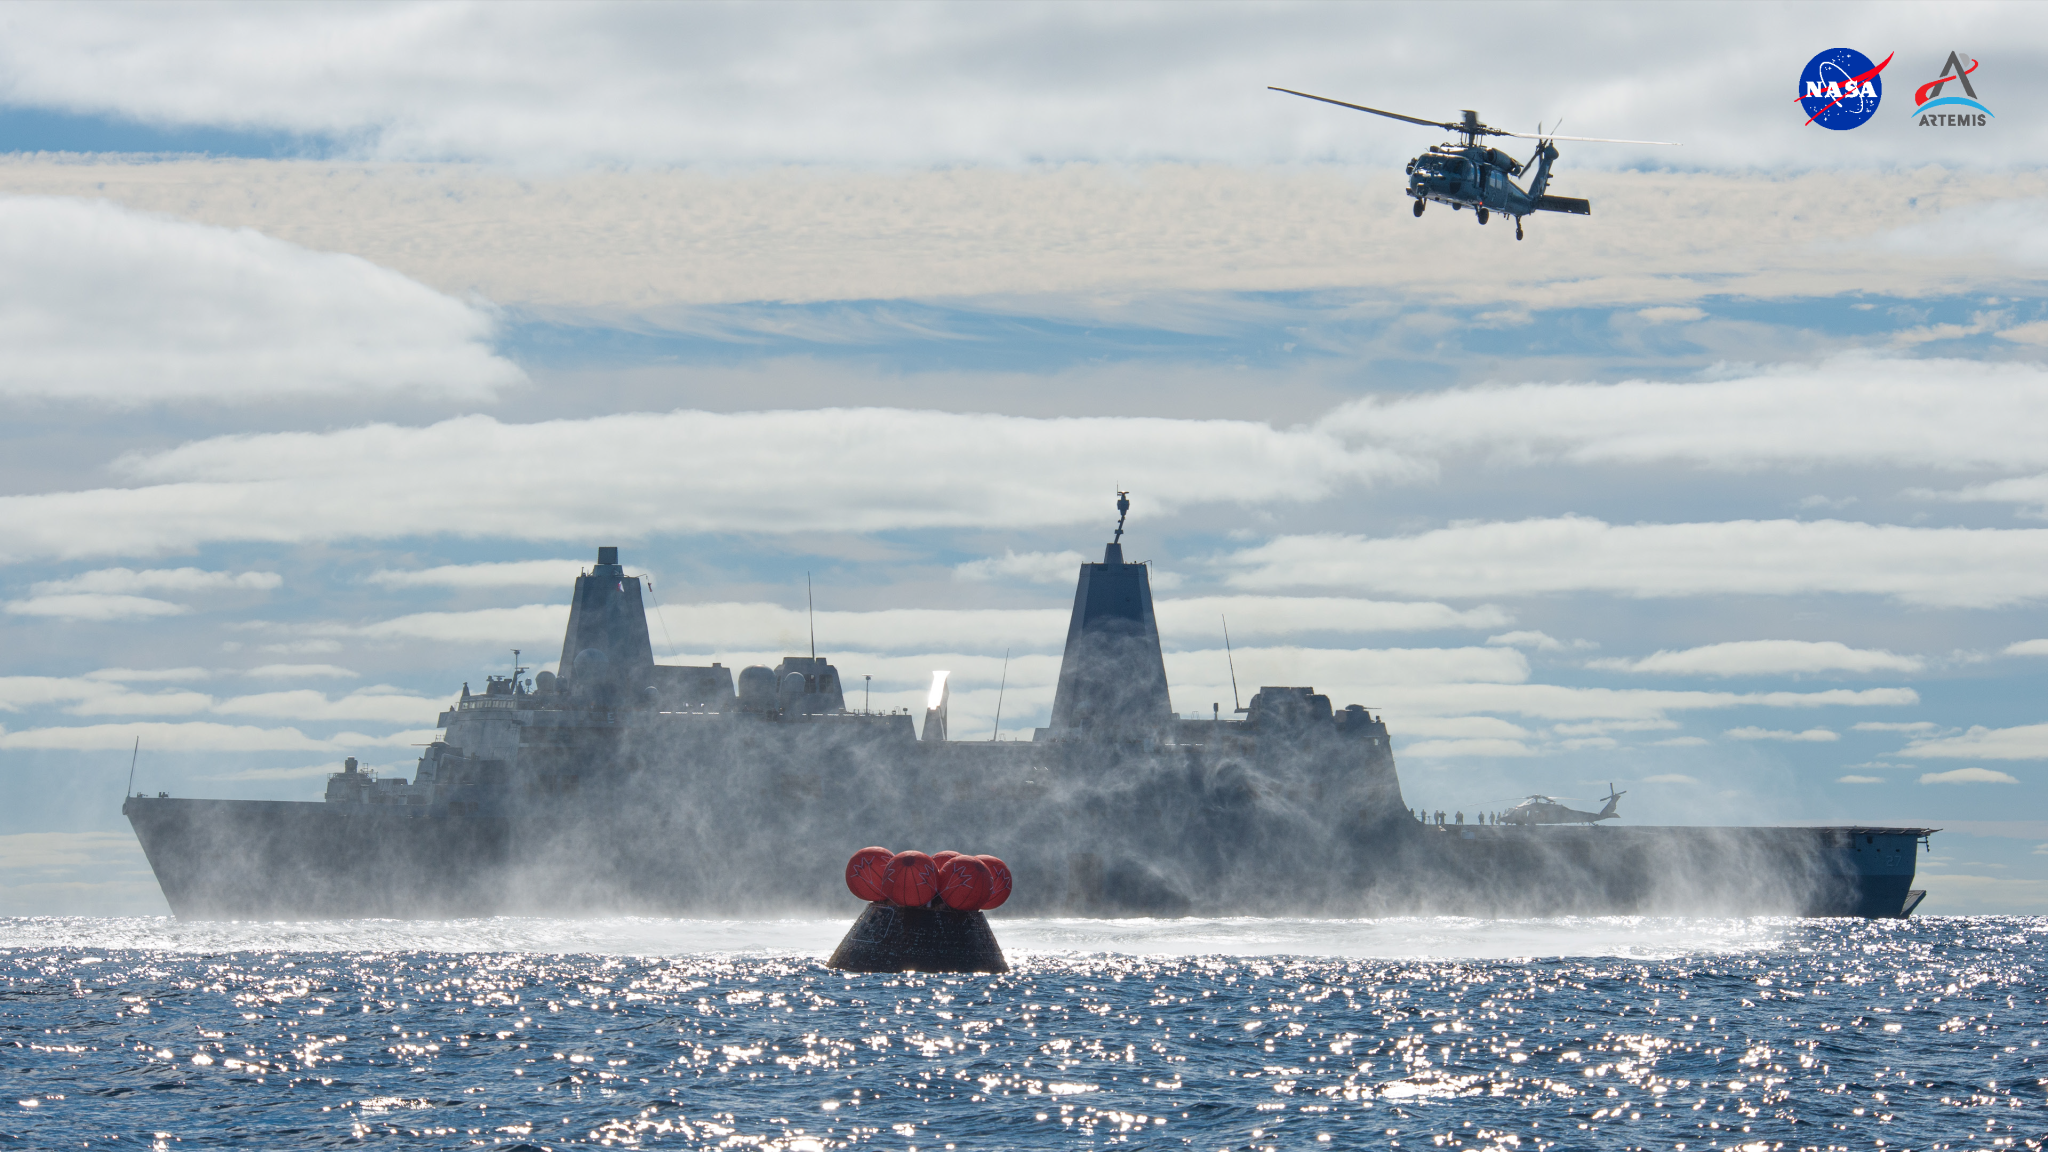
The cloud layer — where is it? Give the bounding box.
[6,162,2045,317]
[1,5,2042,168]
[0,196,523,403]
[1591,641,1922,677]
[1224,518,2048,608]
[1329,354,2048,474]
[0,408,1420,562]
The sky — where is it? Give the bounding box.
[2,0,2047,916]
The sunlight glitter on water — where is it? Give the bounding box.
[2,913,1790,961]
[3,916,2043,1150]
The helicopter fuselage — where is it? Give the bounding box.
[1405,141,1588,231]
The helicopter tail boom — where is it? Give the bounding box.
[1534,195,1591,216]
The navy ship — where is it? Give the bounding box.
[124,503,1931,920]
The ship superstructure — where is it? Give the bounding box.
[124,506,1931,920]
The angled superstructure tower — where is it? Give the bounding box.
[1047,494,1173,741]
[558,546,655,691]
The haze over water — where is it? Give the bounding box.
[5,915,2042,1149]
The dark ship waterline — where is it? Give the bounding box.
[125,521,1932,921]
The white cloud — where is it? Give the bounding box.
[1724,727,1839,742]
[0,408,1423,564]
[1322,353,2048,474]
[65,689,214,717]
[1551,719,1678,736]
[366,560,596,589]
[1486,630,1562,651]
[1889,317,1996,348]
[1879,199,2048,271]
[3,157,2044,326]
[258,640,341,655]
[42,568,282,595]
[3,594,187,621]
[0,676,151,713]
[0,196,522,404]
[1400,738,1537,759]
[954,551,1089,584]
[1590,640,1923,677]
[0,6,2038,170]
[0,674,438,725]
[243,664,358,679]
[4,567,286,620]
[1652,736,1708,747]
[0,721,434,752]
[1642,773,1699,784]
[1837,775,1885,784]
[1635,307,1704,324]
[1204,643,1527,683]
[0,830,144,871]
[1221,517,2048,609]
[1916,474,2048,518]
[1900,724,2048,761]
[2001,320,2048,345]
[2005,639,2048,657]
[1155,597,1511,640]
[1852,721,1937,733]
[1172,679,1912,724]
[1919,767,2021,785]
[211,688,442,726]
[83,667,212,682]
[1388,716,1532,740]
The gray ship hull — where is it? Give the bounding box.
[124,792,1927,922]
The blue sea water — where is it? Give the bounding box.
[3,916,2043,1150]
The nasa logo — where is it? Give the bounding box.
[1796,48,1892,130]
[1911,52,1992,127]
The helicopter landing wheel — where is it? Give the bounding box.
[1477,208,1489,225]
[1413,199,1425,218]
[1515,220,1524,240]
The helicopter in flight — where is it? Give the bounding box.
[1498,784,1626,826]
[1270,88,1678,240]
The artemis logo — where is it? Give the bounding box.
[1912,52,1992,127]
[1796,48,1891,130]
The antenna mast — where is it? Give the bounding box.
[1222,615,1242,713]
[807,572,816,661]
[125,736,139,799]
[644,575,678,659]
[990,648,1010,740]
[1113,490,1130,543]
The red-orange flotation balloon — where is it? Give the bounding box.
[884,850,939,907]
[845,846,893,903]
[937,855,992,911]
[976,855,1013,910]
[931,850,963,871]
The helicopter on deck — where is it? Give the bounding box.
[1500,785,1626,826]
[1270,88,1677,240]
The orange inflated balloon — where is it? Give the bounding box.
[845,846,893,902]
[931,850,963,870]
[884,850,939,907]
[937,855,992,911]
[976,855,1013,910]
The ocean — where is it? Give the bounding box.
[3,915,2041,1150]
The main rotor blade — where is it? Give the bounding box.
[1268,87,1460,132]
[1497,129,1680,145]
